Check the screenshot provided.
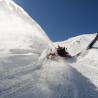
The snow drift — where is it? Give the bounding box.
[0,0,98,98]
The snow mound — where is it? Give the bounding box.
[0,0,98,98]
[58,33,98,97]
[0,0,51,55]
[55,34,97,56]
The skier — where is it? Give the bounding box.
[47,45,71,59]
[56,45,71,57]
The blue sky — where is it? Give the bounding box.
[15,0,98,41]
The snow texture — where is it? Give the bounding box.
[0,0,98,98]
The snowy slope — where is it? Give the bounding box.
[0,0,98,98]
[55,34,97,56]
[0,0,51,53]
[57,34,98,97]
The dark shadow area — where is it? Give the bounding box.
[37,65,98,98]
[92,47,98,49]
[70,66,98,98]
[64,56,77,63]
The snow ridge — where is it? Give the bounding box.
[0,0,51,41]
[0,0,98,98]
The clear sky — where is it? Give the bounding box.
[15,0,98,42]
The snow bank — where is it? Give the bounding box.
[0,0,78,98]
[0,0,98,98]
[0,0,51,55]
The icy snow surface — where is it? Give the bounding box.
[0,0,98,98]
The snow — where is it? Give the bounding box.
[0,0,98,98]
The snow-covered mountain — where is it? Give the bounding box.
[0,0,98,98]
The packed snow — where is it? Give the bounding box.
[0,0,98,98]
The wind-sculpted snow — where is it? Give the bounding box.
[0,0,98,98]
[1,48,98,98]
[0,0,51,54]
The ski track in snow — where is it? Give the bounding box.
[0,0,98,98]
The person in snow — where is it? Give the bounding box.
[47,45,71,59]
[47,33,98,59]
[56,45,71,57]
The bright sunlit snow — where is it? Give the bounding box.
[0,0,98,98]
